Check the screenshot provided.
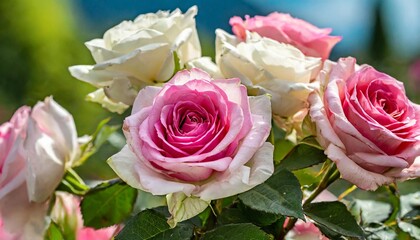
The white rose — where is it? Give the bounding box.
[69,6,201,110]
[215,29,321,117]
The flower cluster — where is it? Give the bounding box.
[1,6,419,240]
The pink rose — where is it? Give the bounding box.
[230,13,341,60]
[0,217,20,240]
[0,97,79,239]
[77,228,117,240]
[51,192,118,240]
[309,57,420,190]
[108,68,274,201]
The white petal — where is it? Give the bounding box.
[186,57,223,78]
[94,43,174,83]
[85,38,121,63]
[103,76,140,105]
[26,97,78,202]
[259,80,316,117]
[0,183,48,240]
[25,119,66,202]
[86,89,129,114]
[68,65,117,87]
[107,145,196,196]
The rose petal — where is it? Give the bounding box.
[229,95,272,171]
[197,142,274,201]
[0,183,47,240]
[85,38,121,63]
[86,89,129,114]
[26,97,77,202]
[326,144,394,190]
[107,145,196,196]
[308,91,345,149]
[186,57,223,78]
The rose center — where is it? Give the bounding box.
[179,111,206,133]
[373,91,403,119]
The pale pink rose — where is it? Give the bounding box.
[0,108,27,240]
[25,97,79,203]
[109,68,274,201]
[0,97,79,239]
[51,192,118,240]
[0,217,20,240]
[0,106,29,204]
[0,106,48,239]
[230,13,341,60]
[309,57,420,190]
[77,228,117,240]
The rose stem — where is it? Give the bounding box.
[337,185,357,200]
[280,162,340,239]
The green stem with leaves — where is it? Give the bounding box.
[281,161,340,239]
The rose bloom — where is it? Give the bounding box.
[0,97,78,239]
[108,68,274,202]
[51,192,118,240]
[309,57,420,190]
[69,6,201,112]
[214,29,321,117]
[230,13,342,60]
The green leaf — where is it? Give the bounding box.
[133,190,167,214]
[278,143,327,171]
[44,221,64,240]
[217,205,283,227]
[314,223,345,240]
[115,209,194,240]
[293,168,322,186]
[402,209,420,220]
[238,169,304,220]
[74,118,120,167]
[304,201,365,238]
[201,223,273,240]
[94,122,121,148]
[56,168,89,195]
[273,139,295,164]
[217,208,250,225]
[299,136,323,149]
[238,203,283,226]
[81,180,137,229]
[349,199,392,224]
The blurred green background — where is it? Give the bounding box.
[0,0,419,181]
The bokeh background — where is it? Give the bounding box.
[1,0,419,182]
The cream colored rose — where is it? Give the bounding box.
[69,6,201,111]
[215,29,321,117]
